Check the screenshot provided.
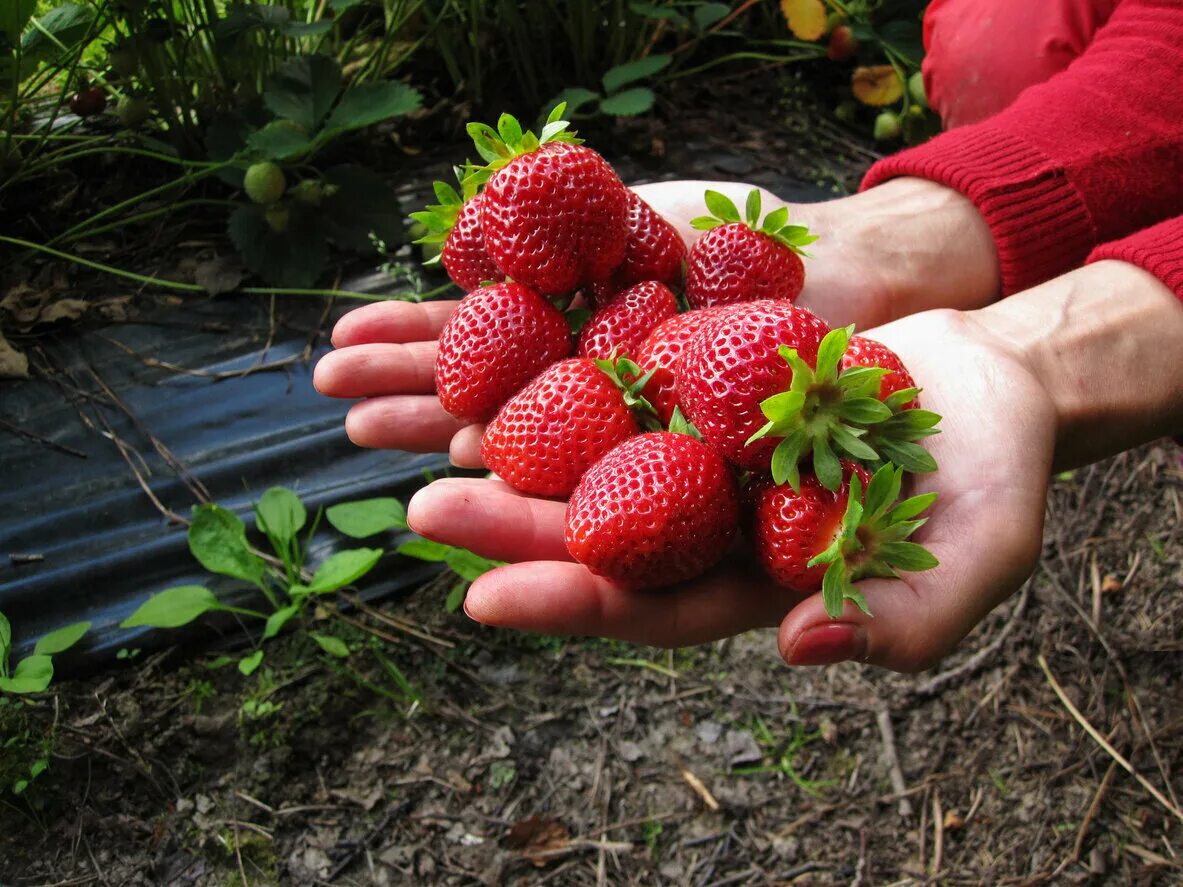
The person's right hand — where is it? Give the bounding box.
[313,177,1001,466]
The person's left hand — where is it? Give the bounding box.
[406,307,1055,672]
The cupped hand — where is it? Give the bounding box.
[405,307,1056,673]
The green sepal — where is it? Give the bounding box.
[695,188,819,256]
[464,104,581,176]
[594,356,661,431]
[668,406,703,440]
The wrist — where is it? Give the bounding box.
[971,261,1183,468]
[823,177,1001,324]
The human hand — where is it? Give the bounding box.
[405,306,1056,672]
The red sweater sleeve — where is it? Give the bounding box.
[861,0,1183,296]
[1086,216,1183,301]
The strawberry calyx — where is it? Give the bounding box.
[689,188,818,256]
[464,103,582,185]
[409,161,484,264]
[594,356,662,432]
[667,406,703,440]
[808,465,939,618]
[748,325,942,492]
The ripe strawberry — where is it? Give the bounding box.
[840,335,919,409]
[827,25,859,62]
[577,281,677,362]
[70,86,107,118]
[411,170,503,292]
[749,464,938,617]
[435,282,572,423]
[675,299,830,471]
[482,358,652,497]
[613,190,687,289]
[565,432,739,588]
[685,189,816,309]
[632,304,749,426]
[471,106,628,296]
[747,325,940,490]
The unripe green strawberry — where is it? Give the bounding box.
[907,71,928,109]
[244,162,286,205]
[116,96,151,128]
[265,205,290,233]
[873,110,901,141]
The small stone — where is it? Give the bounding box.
[617,740,644,762]
[696,720,723,745]
[723,729,763,767]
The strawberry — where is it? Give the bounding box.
[435,282,573,423]
[69,86,107,118]
[614,190,687,290]
[481,358,655,497]
[565,432,739,588]
[675,299,830,471]
[826,25,859,62]
[749,464,939,617]
[685,189,816,309]
[632,304,749,426]
[469,105,628,296]
[747,325,940,490]
[577,281,678,362]
[411,169,502,292]
[840,335,919,409]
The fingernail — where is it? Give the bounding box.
[787,623,865,666]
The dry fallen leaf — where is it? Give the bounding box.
[0,331,29,379]
[1101,574,1122,594]
[943,810,965,830]
[780,0,828,41]
[505,815,571,863]
[853,65,905,106]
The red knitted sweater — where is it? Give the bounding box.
[862,0,1183,301]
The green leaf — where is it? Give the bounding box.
[693,2,731,29]
[445,548,501,582]
[628,2,688,26]
[228,203,328,289]
[263,54,342,131]
[744,189,761,227]
[703,190,740,223]
[311,633,350,658]
[445,582,468,614]
[189,504,267,585]
[0,611,10,662]
[0,1,35,46]
[121,586,220,629]
[306,548,383,594]
[323,80,421,134]
[262,605,299,641]
[326,498,407,538]
[238,650,264,676]
[602,54,671,94]
[0,655,52,694]
[597,87,656,117]
[20,4,92,68]
[246,120,314,160]
[281,19,334,38]
[33,621,90,656]
[821,561,847,619]
[813,436,841,492]
[878,542,939,572]
[255,487,307,546]
[397,538,453,562]
[319,164,401,251]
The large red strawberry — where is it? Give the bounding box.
[614,190,687,289]
[747,326,940,490]
[470,106,628,296]
[481,358,652,498]
[411,172,502,292]
[565,432,739,589]
[577,281,677,362]
[435,282,572,423]
[632,304,748,426]
[675,300,830,471]
[684,189,816,309]
[749,464,938,617]
[840,335,919,409]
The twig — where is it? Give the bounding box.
[850,828,868,887]
[0,417,88,457]
[876,708,912,817]
[339,592,454,648]
[930,791,944,883]
[1073,761,1117,861]
[1037,655,1183,825]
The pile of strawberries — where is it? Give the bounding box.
[414,106,940,618]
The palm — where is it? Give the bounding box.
[406,310,1056,673]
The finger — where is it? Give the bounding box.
[448,423,485,468]
[407,478,573,562]
[313,341,438,398]
[330,300,460,348]
[777,483,1047,673]
[344,396,467,452]
[465,560,807,648]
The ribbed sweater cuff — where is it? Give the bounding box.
[1086,220,1183,302]
[862,126,1097,296]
